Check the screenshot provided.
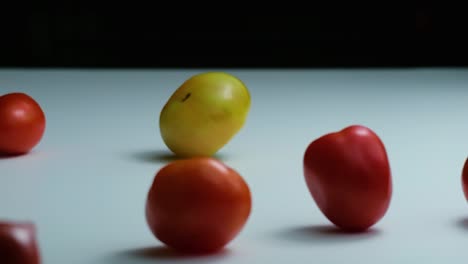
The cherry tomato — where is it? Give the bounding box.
[0,93,46,155]
[303,125,392,231]
[0,221,41,264]
[462,158,468,201]
[145,157,252,253]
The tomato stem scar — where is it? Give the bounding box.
[182,93,191,102]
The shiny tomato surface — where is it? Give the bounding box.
[0,93,46,155]
[0,221,41,264]
[145,157,252,253]
[303,125,392,231]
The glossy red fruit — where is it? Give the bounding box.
[0,92,46,155]
[303,125,392,232]
[0,221,41,264]
[145,157,252,254]
[462,158,468,201]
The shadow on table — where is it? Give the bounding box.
[126,149,230,163]
[454,217,468,230]
[102,245,231,263]
[272,224,381,244]
[0,152,30,160]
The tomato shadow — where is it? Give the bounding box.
[272,224,381,244]
[126,149,230,164]
[454,217,468,230]
[0,152,29,160]
[102,245,231,263]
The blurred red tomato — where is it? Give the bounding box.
[462,158,468,201]
[0,93,46,155]
[303,125,392,231]
[145,157,251,253]
[0,221,41,264]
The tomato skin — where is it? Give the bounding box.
[0,221,41,264]
[462,158,468,201]
[145,157,252,253]
[303,125,392,232]
[0,93,46,155]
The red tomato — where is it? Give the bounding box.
[0,93,46,155]
[303,125,392,231]
[462,158,468,201]
[145,157,252,253]
[0,221,41,264]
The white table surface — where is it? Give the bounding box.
[2,68,468,263]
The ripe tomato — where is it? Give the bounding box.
[145,157,252,253]
[462,158,468,201]
[0,93,46,155]
[0,221,41,264]
[303,125,392,232]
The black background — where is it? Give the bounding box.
[1,4,467,68]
